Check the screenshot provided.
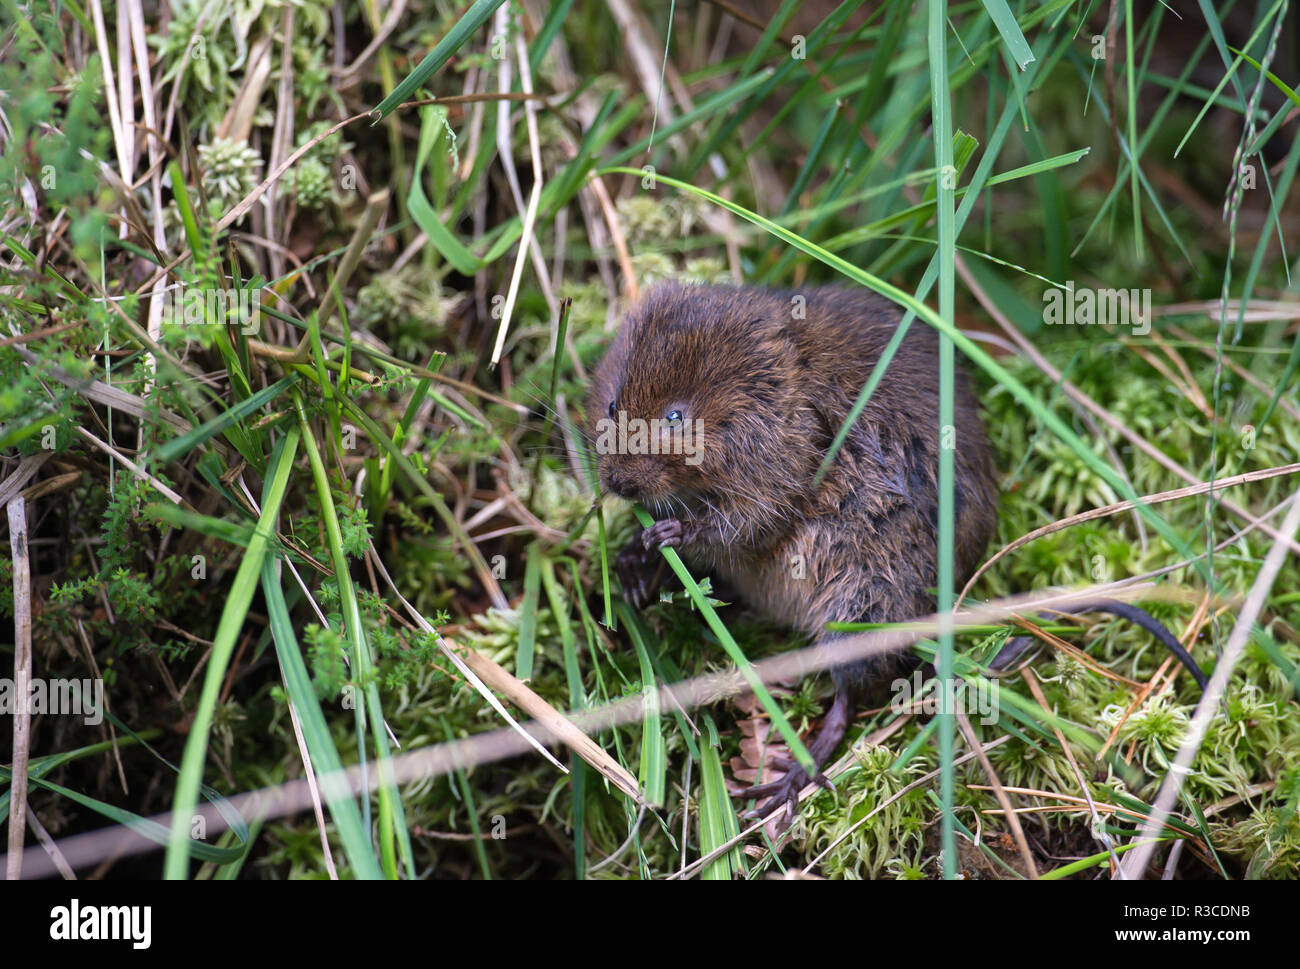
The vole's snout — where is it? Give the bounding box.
[601,456,667,502]
[603,464,640,499]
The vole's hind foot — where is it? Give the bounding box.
[615,531,668,609]
[736,767,835,823]
[733,687,852,823]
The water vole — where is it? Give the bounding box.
[587,281,999,816]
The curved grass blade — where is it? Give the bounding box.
[372,0,506,119]
[697,715,744,880]
[630,506,816,777]
[4,771,246,865]
[979,0,1035,70]
[150,375,299,466]
[262,559,384,879]
[294,396,415,879]
[0,733,156,820]
[616,603,666,807]
[408,105,483,275]
[164,425,300,879]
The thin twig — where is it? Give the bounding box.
[6,497,32,879]
[956,710,1038,878]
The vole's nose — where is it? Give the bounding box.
[604,466,640,499]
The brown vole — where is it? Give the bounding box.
[585,281,1209,820]
[587,281,999,816]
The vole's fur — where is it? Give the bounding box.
[587,282,1000,816]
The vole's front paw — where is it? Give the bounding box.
[616,534,666,610]
[617,517,702,608]
[641,517,693,549]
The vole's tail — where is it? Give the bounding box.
[989,599,1209,692]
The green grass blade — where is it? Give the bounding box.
[5,771,246,864]
[294,395,415,879]
[630,505,816,776]
[979,0,1035,70]
[152,374,298,465]
[373,0,506,118]
[164,425,300,878]
[1123,0,1142,258]
[928,0,959,880]
[408,105,483,275]
[697,715,744,879]
[517,545,542,681]
[262,559,384,879]
[617,603,667,807]
[542,558,584,704]
[529,0,574,77]
[1038,838,1158,879]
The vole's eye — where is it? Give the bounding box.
[608,401,617,420]
[665,409,683,427]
